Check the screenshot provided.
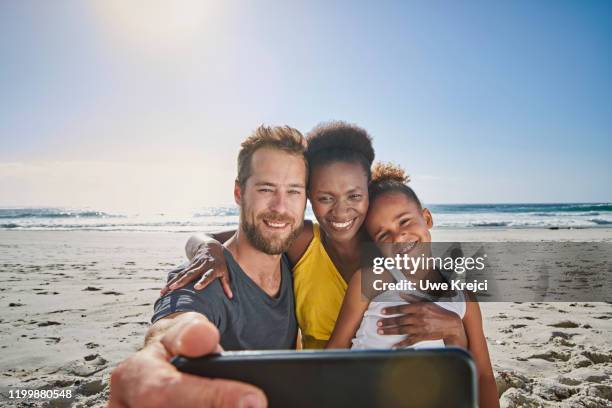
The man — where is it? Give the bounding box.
[108,125,308,407]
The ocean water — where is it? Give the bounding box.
[0,203,611,232]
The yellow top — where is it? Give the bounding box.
[292,223,348,349]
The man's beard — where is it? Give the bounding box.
[241,211,303,255]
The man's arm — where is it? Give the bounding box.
[153,278,223,332]
[109,313,266,408]
[145,311,190,347]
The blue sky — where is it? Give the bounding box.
[1,1,610,212]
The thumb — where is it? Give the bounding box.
[161,313,221,357]
[143,340,267,408]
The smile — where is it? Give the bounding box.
[329,217,356,231]
[263,220,290,229]
[398,240,418,255]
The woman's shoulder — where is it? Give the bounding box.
[286,220,315,265]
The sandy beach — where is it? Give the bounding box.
[0,228,610,407]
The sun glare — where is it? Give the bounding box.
[92,0,215,51]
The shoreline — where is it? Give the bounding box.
[1,225,611,233]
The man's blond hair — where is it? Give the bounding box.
[237,125,308,189]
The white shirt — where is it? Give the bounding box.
[351,269,466,350]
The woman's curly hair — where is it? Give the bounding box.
[305,121,375,182]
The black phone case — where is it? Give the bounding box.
[172,348,477,408]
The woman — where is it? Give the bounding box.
[163,121,466,349]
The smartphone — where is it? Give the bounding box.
[172,348,476,408]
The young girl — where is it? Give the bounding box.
[326,163,499,408]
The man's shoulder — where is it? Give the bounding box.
[165,262,229,298]
[166,278,228,301]
[165,262,189,283]
[153,264,229,325]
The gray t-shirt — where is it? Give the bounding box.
[152,249,297,350]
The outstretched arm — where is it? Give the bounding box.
[326,270,370,349]
[145,311,191,346]
[463,299,499,408]
[109,312,267,408]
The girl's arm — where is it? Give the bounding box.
[325,270,370,349]
[463,299,499,408]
